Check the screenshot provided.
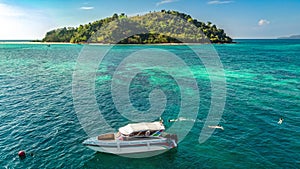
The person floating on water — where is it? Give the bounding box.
[168,119,178,122]
[168,117,196,122]
[278,117,284,124]
[208,124,224,130]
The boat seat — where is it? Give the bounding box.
[98,133,115,140]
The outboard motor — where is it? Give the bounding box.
[165,134,178,148]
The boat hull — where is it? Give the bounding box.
[86,144,170,158]
[83,137,177,158]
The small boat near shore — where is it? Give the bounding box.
[83,121,178,157]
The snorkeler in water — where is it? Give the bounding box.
[168,119,178,122]
[208,124,224,130]
[278,117,284,124]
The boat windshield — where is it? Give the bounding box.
[115,132,122,138]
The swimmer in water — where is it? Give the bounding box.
[278,118,283,124]
[168,117,196,122]
[168,119,178,122]
[208,125,224,130]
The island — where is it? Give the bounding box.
[278,35,300,39]
[42,10,233,44]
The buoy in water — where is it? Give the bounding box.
[18,150,26,159]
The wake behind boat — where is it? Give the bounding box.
[83,121,178,157]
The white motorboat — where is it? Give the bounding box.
[83,121,178,157]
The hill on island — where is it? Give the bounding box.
[42,10,233,44]
[278,35,300,39]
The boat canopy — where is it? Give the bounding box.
[119,122,165,135]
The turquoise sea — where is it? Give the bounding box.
[0,40,299,168]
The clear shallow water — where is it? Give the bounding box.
[0,40,299,168]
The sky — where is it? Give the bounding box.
[0,0,299,39]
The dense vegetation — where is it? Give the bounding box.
[42,10,233,43]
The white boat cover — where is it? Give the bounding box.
[119,122,165,135]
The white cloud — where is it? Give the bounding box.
[207,0,234,5]
[0,3,53,40]
[258,19,270,26]
[79,6,94,10]
[156,0,177,6]
[0,3,25,16]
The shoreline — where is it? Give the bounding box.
[0,42,74,45]
[0,41,236,45]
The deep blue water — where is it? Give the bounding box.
[0,40,299,168]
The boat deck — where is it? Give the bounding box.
[97,133,164,142]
